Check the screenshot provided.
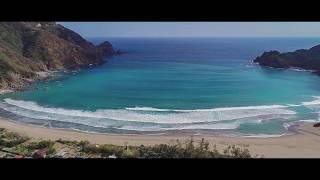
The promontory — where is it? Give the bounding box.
[0,22,118,90]
[253,44,320,71]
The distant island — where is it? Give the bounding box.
[253,44,320,72]
[0,22,120,92]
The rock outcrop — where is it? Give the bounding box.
[253,45,320,71]
[313,122,320,127]
[0,22,117,89]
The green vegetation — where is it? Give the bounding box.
[24,140,56,155]
[0,128,257,158]
[0,22,114,89]
[7,140,56,157]
[0,128,29,148]
[78,141,139,158]
[78,138,253,158]
[0,23,24,53]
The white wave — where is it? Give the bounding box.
[0,104,114,129]
[118,123,240,131]
[298,119,320,123]
[126,104,291,112]
[241,133,287,138]
[283,122,291,130]
[1,98,296,126]
[3,98,107,119]
[125,107,169,112]
[172,123,240,130]
[116,125,165,132]
[289,67,316,73]
[286,104,301,107]
[302,96,320,106]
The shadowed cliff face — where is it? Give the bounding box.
[0,22,116,89]
[254,45,320,71]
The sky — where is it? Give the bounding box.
[60,22,320,38]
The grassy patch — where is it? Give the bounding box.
[78,138,253,158]
[0,129,29,148]
[0,128,256,158]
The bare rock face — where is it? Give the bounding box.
[314,122,320,127]
[254,45,320,71]
[0,22,117,89]
[97,41,116,56]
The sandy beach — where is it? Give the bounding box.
[1,117,320,158]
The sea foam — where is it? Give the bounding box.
[126,105,291,112]
[1,98,296,126]
[302,96,320,106]
[118,122,240,131]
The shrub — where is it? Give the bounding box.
[223,145,251,158]
[0,127,254,158]
[0,130,29,147]
[56,139,78,146]
[137,138,226,158]
[120,147,139,158]
[24,140,56,155]
[78,141,125,157]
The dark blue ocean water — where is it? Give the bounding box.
[2,37,320,136]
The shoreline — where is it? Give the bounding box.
[1,117,320,158]
[0,71,53,95]
[0,89,13,94]
[0,59,114,95]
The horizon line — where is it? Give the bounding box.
[85,36,320,39]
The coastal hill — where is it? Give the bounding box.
[253,44,320,71]
[0,22,117,89]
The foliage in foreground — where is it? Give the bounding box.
[0,128,29,148]
[0,128,255,158]
[78,138,253,158]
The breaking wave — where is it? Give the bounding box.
[302,96,320,106]
[118,122,241,131]
[1,96,320,136]
[125,105,291,112]
[1,98,297,125]
[3,97,320,134]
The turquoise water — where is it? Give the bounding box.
[1,37,320,136]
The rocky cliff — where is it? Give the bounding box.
[253,45,320,71]
[0,22,117,89]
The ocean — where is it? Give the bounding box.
[1,37,320,137]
